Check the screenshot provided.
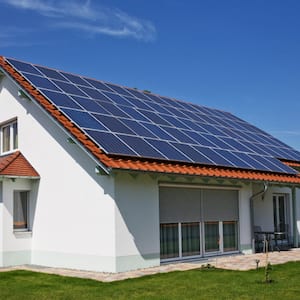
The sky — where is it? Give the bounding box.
[0,0,300,150]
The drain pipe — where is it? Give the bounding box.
[250,182,269,251]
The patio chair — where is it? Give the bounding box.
[274,224,290,251]
[254,226,266,253]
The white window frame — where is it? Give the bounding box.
[13,190,30,232]
[0,119,18,154]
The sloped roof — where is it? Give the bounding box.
[0,151,39,178]
[1,56,300,184]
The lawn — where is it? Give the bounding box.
[1,262,300,299]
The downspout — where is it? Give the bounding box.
[249,182,269,247]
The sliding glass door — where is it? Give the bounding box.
[159,186,239,260]
[204,222,220,253]
[160,223,179,259]
[223,221,238,252]
[181,222,201,257]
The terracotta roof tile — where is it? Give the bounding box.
[1,56,300,184]
[0,151,39,178]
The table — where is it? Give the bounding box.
[273,231,287,251]
[254,231,275,252]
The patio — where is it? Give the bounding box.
[1,248,300,282]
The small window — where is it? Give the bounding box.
[13,191,29,230]
[1,120,18,154]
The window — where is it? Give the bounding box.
[1,120,18,154]
[13,191,29,230]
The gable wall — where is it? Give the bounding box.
[0,75,117,272]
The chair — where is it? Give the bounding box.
[274,224,290,251]
[254,226,266,253]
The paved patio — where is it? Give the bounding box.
[1,248,300,282]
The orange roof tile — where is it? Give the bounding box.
[0,151,39,178]
[104,156,300,184]
[284,161,300,168]
[1,56,300,184]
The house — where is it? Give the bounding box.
[0,56,300,273]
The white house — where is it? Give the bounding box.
[0,56,300,273]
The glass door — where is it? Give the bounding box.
[160,223,179,259]
[181,222,201,257]
[223,221,238,252]
[273,195,287,232]
[204,221,220,253]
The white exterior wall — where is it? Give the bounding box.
[114,172,160,272]
[238,184,252,253]
[1,178,34,266]
[0,75,116,272]
[253,186,292,231]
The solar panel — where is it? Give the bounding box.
[5,57,300,175]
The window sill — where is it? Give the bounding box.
[13,230,32,238]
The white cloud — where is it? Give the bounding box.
[1,0,156,41]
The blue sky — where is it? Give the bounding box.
[1,0,300,150]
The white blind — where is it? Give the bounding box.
[159,187,201,223]
[202,189,238,221]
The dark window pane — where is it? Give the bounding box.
[160,223,179,259]
[13,191,28,230]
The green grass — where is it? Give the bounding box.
[1,262,300,299]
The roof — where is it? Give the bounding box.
[1,56,300,184]
[0,151,40,178]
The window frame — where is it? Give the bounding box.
[13,190,30,232]
[0,119,18,154]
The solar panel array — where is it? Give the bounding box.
[5,57,300,175]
